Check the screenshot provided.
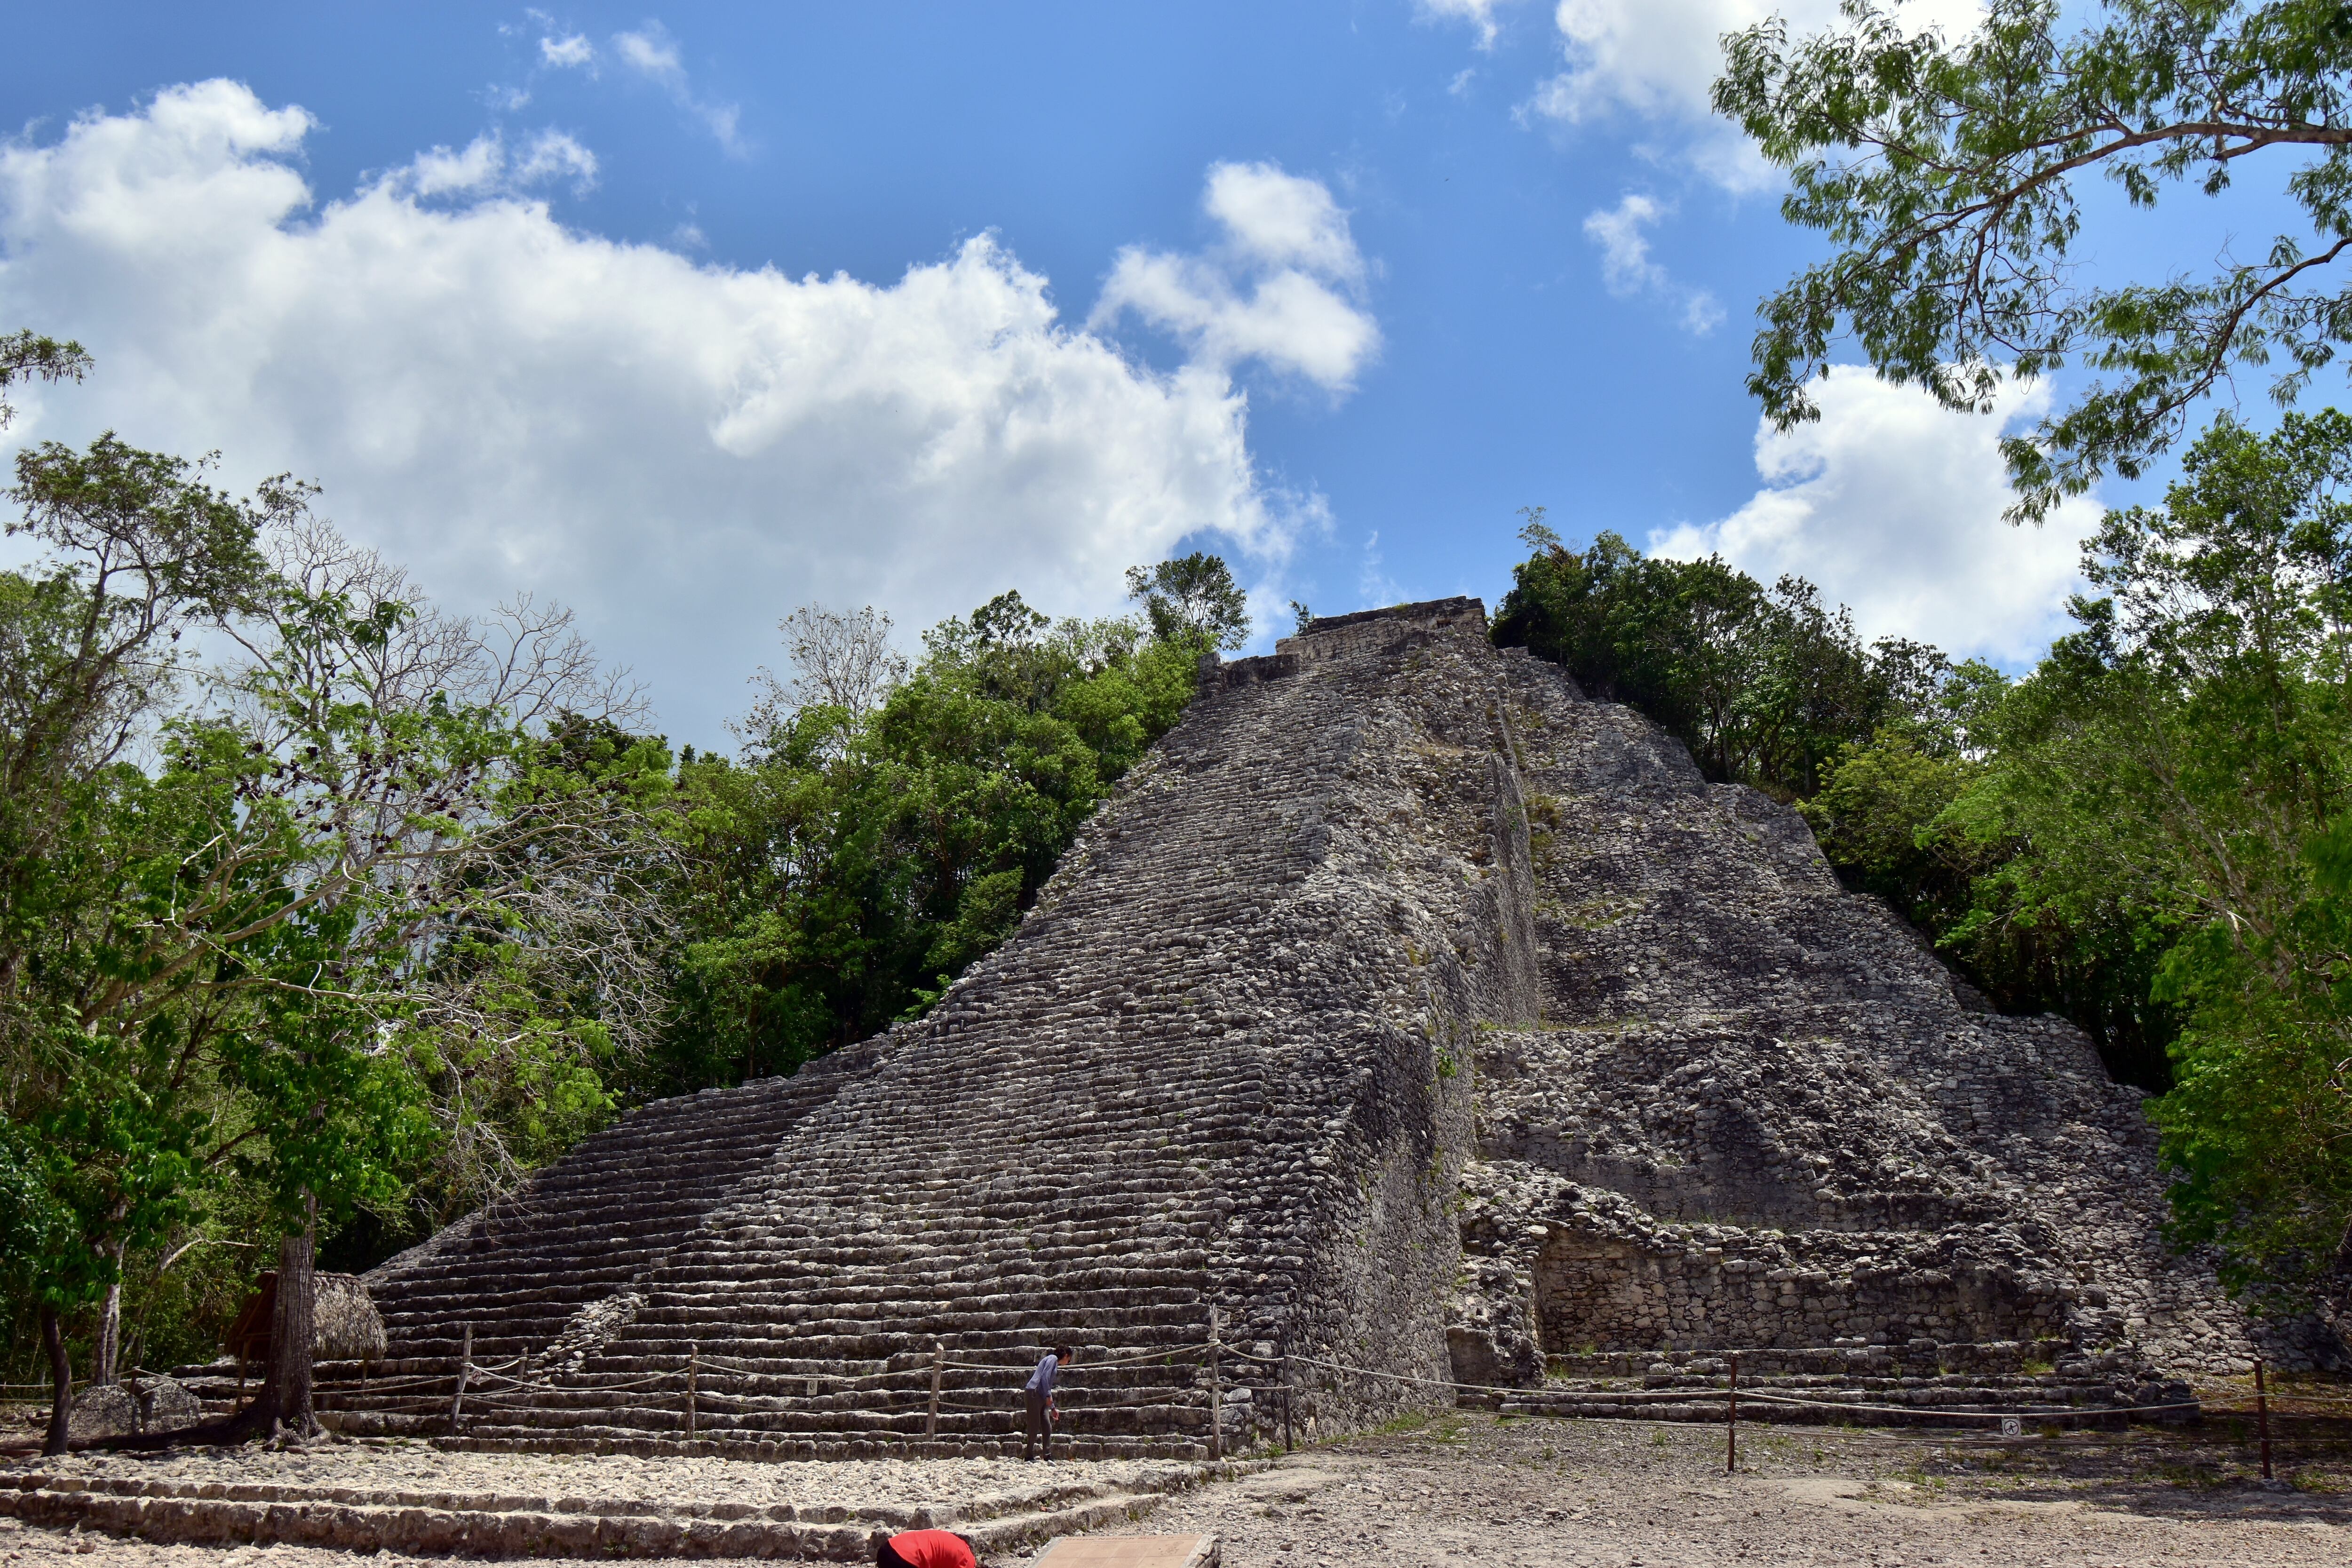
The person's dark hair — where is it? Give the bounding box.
[1056,1343,1076,1361]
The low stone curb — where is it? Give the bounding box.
[0,1458,1265,1560]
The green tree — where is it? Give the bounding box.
[0,433,278,1449]
[0,451,659,1440]
[1125,552,1252,651]
[1718,0,2352,517]
[1491,522,1927,797]
[2005,410,2352,1300]
[646,579,1206,1097]
[0,331,89,429]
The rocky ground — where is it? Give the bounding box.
[1121,1410,2352,1567]
[0,1411,2343,1565]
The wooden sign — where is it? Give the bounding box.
[1032,1535,1220,1568]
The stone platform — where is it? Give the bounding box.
[0,1447,1244,1560]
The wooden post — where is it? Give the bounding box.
[1281,1352,1295,1455]
[448,1325,472,1436]
[686,1343,699,1443]
[1207,1306,1223,1462]
[927,1340,944,1439]
[2255,1358,2273,1481]
[1725,1353,1739,1474]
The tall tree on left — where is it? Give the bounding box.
[0,411,280,1451]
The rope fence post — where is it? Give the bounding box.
[448,1324,472,1436]
[2255,1358,2273,1481]
[1280,1342,1295,1455]
[1725,1352,1739,1474]
[1208,1306,1223,1462]
[927,1340,944,1439]
[686,1343,698,1444]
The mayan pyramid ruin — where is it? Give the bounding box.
[320,599,2324,1457]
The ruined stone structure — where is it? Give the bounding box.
[323,599,2327,1456]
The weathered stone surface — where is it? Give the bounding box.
[1455,645,2332,1387]
[64,1387,138,1443]
[59,1376,202,1442]
[131,1376,202,1435]
[305,598,2338,1457]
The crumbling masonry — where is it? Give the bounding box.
[327,600,2335,1457]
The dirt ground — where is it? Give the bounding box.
[0,1410,2344,1566]
[1118,1410,2352,1567]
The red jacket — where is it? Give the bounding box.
[880,1529,977,1568]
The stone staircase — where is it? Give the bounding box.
[319,601,1535,1456]
[1457,1342,2198,1429]
[361,1053,886,1372]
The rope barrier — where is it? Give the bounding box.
[296,1328,2350,1462]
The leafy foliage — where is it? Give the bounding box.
[1491,514,1941,798]
[642,583,1206,1097]
[1718,0,2352,517]
[1805,412,2352,1301]
[1124,551,1252,652]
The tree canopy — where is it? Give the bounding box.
[0,337,1236,1440]
[1491,511,1948,799]
[1718,0,2352,516]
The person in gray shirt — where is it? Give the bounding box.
[1022,1344,1074,1461]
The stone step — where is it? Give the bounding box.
[0,1460,1247,1559]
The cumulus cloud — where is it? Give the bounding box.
[1581,193,1720,334]
[613,21,743,154]
[1530,0,1982,187]
[1093,162,1380,395]
[0,81,1327,742]
[1648,366,2094,663]
[540,32,595,70]
[397,128,599,198]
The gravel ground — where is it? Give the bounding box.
[0,1443,1183,1515]
[1106,1411,2352,1568]
[0,1411,2343,1565]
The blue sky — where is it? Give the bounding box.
[0,1,2313,746]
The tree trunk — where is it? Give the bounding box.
[40,1304,71,1457]
[259,1195,318,1438]
[92,1241,123,1386]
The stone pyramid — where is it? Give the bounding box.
[323,600,2308,1457]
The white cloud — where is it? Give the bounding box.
[1648,366,2093,663]
[396,129,598,199]
[1531,0,1983,187]
[511,129,598,191]
[1583,192,1666,292]
[540,32,595,70]
[1414,0,1526,50]
[1093,162,1380,395]
[1581,192,1719,335]
[613,22,742,155]
[0,82,1321,743]
[405,135,505,198]
[1204,163,1363,284]
[1358,529,1402,608]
